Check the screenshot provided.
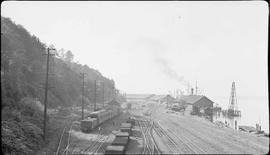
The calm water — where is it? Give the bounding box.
[212,96,269,132]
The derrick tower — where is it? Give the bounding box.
[227,82,241,117]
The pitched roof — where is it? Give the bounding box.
[180,95,212,104]
[107,99,121,106]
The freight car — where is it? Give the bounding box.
[115,132,130,141]
[105,145,125,154]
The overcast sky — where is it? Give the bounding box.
[1,1,268,99]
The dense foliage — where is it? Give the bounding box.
[1,16,123,154]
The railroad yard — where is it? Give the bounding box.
[2,3,269,155]
[48,100,269,155]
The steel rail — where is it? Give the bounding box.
[55,125,68,155]
[154,120,183,153]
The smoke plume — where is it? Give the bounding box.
[154,57,190,87]
[135,36,190,87]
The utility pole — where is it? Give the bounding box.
[166,94,169,108]
[80,73,86,120]
[102,82,105,108]
[94,80,97,111]
[195,81,198,95]
[42,47,55,141]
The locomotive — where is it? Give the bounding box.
[81,107,121,133]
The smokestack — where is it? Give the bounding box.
[191,88,194,95]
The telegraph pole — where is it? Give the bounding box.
[195,81,198,95]
[166,94,169,108]
[102,82,105,108]
[94,80,97,111]
[42,47,55,141]
[80,73,86,120]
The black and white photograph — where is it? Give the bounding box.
[1,1,269,154]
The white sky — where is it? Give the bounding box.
[1,1,268,98]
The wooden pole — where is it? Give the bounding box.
[43,47,55,141]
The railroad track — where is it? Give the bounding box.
[166,116,225,154]
[79,134,104,154]
[158,118,199,154]
[94,136,111,154]
[60,122,75,155]
[158,114,218,154]
[55,125,68,155]
[55,121,75,155]
[75,132,110,155]
[137,118,161,155]
[138,119,151,154]
[153,120,183,154]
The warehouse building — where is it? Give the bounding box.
[180,95,214,121]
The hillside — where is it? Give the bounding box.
[1,16,121,154]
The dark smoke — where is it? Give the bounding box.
[154,57,190,87]
[133,36,190,87]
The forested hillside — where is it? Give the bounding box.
[1,16,121,154]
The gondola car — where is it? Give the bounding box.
[105,145,125,154]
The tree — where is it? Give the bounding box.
[65,50,74,62]
[56,48,65,60]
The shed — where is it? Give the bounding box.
[180,95,214,118]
